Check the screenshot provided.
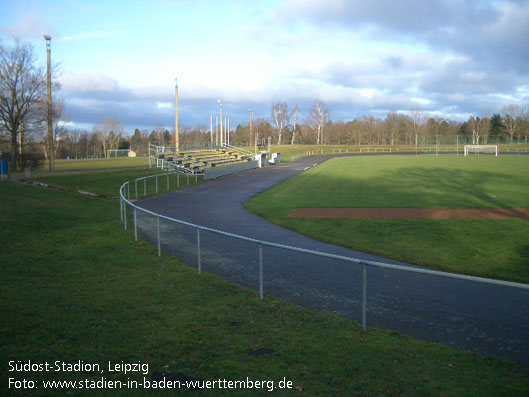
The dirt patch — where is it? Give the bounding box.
[288,207,529,219]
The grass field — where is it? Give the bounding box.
[2,174,528,395]
[245,155,529,283]
[268,144,529,162]
[30,168,202,198]
[34,156,149,172]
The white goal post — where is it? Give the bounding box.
[107,149,136,158]
[464,145,498,157]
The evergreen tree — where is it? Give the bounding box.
[490,114,505,137]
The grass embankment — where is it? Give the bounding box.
[31,168,202,198]
[38,156,149,172]
[1,175,528,395]
[245,155,529,283]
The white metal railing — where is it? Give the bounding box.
[222,144,254,157]
[119,172,529,331]
[281,146,529,162]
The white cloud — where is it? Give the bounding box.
[60,71,120,93]
[11,0,526,130]
[410,97,430,105]
[56,31,117,42]
[1,14,55,40]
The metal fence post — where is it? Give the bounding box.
[135,179,138,199]
[195,173,198,184]
[197,228,201,274]
[166,174,169,190]
[120,194,123,222]
[144,179,146,196]
[187,173,189,185]
[134,208,137,241]
[157,216,161,257]
[155,175,158,194]
[177,173,180,188]
[362,262,367,330]
[127,182,130,200]
[124,201,127,230]
[259,244,263,299]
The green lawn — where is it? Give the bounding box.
[31,168,202,198]
[37,156,149,172]
[245,155,529,283]
[1,178,528,395]
[269,144,529,161]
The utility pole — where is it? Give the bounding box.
[249,110,254,153]
[44,35,54,171]
[174,78,179,152]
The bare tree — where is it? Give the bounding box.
[271,102,289,145]
[94,117,124,157]
[254,118,273,147]
[467,116,480,144]
[36,96,66,159]
[0,40,47,170]
[308,99,329,145]
[479,114,491,144]
[68,128,82,159]
[384,113,403,145]
[520,105,529,143]
[290,104,299,145]
[411,109,428,144]
[468,114,492,145]
[501,104,521,143]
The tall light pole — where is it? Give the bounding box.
[217,100,223,147]
[210,115,213,146]
[215,116,219,147]
[174,78,179,152]
[249,109,254,153]
[44,35,54,171]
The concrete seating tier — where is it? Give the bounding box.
[151,147,253,174]
[196,154,239,163]
[210,159,249,167]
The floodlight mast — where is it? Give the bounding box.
[249,109,254,153]
[218,100,223,147]
[44,35,54,170]
[174,78,179,152]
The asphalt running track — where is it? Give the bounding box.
[135,155,529,365]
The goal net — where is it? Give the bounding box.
[464,145,498,157]
[107,149,131,158]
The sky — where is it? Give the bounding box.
[1,0,528,133]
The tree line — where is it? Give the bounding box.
[2,40,528,170]
[229,102,529,147]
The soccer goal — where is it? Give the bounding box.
[464,145,498,157]
[107,149,132,158]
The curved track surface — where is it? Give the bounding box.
[137,155,529,365]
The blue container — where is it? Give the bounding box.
[0,160,8,175]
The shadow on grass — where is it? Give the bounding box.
[376,166,529,210]
[246,158,529,282]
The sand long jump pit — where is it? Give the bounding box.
[288,208,529,219]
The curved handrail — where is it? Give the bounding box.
[119,174,529,291]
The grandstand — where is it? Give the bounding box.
[148,143,257,177]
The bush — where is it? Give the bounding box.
[18,152,45,171]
